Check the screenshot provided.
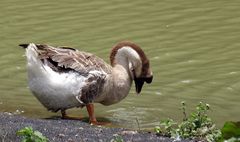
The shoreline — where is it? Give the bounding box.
[0,112,194,142]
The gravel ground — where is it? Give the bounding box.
[0,113,196,142]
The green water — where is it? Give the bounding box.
[0,0,240,129]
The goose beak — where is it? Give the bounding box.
[134,78,144,95]
[134,75,153,95]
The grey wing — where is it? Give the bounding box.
[77,72,107,104]
[35,44,112,75]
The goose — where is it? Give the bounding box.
[19,41,153,125]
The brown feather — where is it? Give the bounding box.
[34,44,112,74]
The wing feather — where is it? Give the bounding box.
[35,44,112,74]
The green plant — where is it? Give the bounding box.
[221,121,240,142]
[155,102,222,142]
[110,134,124,142]
[17,127,48,142]
[155,118,177,137]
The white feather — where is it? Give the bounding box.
[26,44,87,111]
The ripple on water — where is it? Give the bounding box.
[155,91,162,96]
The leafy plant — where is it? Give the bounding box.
[17,127,48,142]
[155,118,177,137]
[110,134,124,142]
[221,121,240,142]
[155,102,222,142]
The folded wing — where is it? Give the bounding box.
[33,44,112,75]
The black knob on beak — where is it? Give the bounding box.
[145,76,153,84]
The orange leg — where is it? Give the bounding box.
[86,103,111,125]
[61,110,67,118]
[86,103,97,124]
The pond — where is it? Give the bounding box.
[0,0,240,129]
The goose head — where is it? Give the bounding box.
[110,41,153,94]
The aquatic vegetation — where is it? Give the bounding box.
[155,102,222,142]
[17,127,48,142]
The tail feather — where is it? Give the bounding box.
[19,43,45,49]
[19,44,29,48]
